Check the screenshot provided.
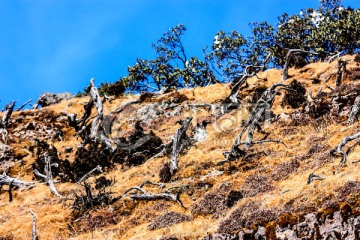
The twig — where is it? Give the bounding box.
[29,209,37,240]
[331,131,360,173]
[111,99,142,114]
[282,49,318,82]
[307,173,324,184]
[322,80,335,91]
[76,165,103,184]
[15,99,32,111]
[121,181,184,207]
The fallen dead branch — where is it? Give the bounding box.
[0,128,8,143]
[327,51,343,63]
[221,63,269,115]
[0,172,35,189]
[121,180,184,207]
[331,132,360,173]
[307,173,324,184]
[33,152,62,198]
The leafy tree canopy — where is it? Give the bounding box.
[80,0,360,95]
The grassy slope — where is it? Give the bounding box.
[0,55,359,239]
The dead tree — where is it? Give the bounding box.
[331,132,360,173]
[86,79,116,150]
[33,152,62,198]
[67,79,115,150]
[29,209,38,240]
[348,96,360,124]
[282,49,318,82]
[121,180,184,207]
[1,101,15,128]
[220,54,271,115]
[89,78,103,138]
[336,58,348,87]
[0,172,35,189]
[15,99,32,111]
[223,83,291,162]
[159,117,193,182]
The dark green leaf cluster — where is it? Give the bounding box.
[76,81,125,97]
[122,24,217,92]
[209,0,360,77]
[77,0,360,95]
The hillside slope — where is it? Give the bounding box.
[1,56,360,239]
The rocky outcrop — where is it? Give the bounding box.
[13,121,61,141]
[33,92,74,108]
[0,143,15,171]
[204,211,360,239]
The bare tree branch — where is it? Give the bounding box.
[307,173,324,184]
[223,83,291,163]
[168,117,192,178]
[0,172,35,189]
[15,99,32,111]
[282,49,318,82]
[1,101,15,128]
[34,152,62,197]
[111,99,142,114]
[29,209,38,240]
[0,128,8,144]
[336,58,348,87]
[88,78,115,150]
[121,181,184,207]
[348,96,360,124]
[76,165,103,184]
[331,132,360,173]
[326,51,343,63]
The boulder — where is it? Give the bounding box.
[0,143,15,171]
[34,92,74,108]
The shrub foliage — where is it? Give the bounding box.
[79,0,360,94]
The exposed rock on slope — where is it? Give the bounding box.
[0,56,360,239]
[33,92,74,108]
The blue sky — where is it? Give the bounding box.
[0,0,359,108]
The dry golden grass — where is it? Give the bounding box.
[1,56,360,239]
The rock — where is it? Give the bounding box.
[202,233,238,240]
[136,101,182,124]
[0,143,14,162]
[254,226,266,240]
[278,113,291,123]
[0,143,15,171]
[34,92,74,108]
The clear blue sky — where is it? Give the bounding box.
[0,0,359,107]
